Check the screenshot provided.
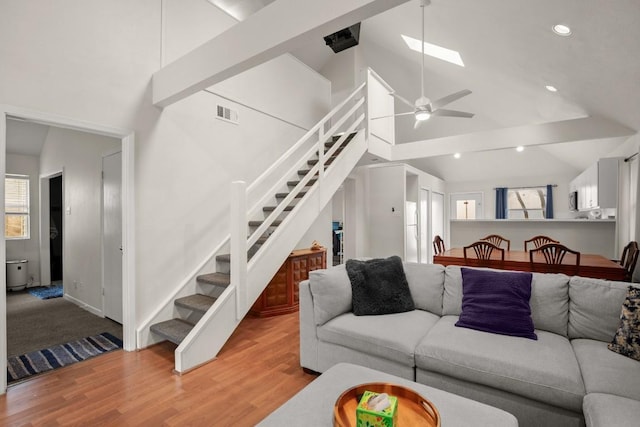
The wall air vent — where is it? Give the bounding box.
[216,105,239,124]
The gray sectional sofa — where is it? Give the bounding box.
[299,262,640,427]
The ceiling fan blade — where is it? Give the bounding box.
[390,92,416,110]
[371,112,415,120]
[431,108,475,118]
[430,89,472,110]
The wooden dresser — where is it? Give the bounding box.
[250,248,327,317]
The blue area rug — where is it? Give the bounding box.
[7,332,123,383]
[27,284,63,300]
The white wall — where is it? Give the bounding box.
[5,154,40,286]
[39,127,120,311]
[0,0,330,333]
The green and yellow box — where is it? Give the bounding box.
[356,390,398,427]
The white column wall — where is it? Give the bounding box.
[0,0,330,333]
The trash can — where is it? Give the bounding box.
[6,260,28,291]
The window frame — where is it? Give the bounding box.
[5,173,31,240]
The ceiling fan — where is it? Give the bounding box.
[373,0,474,129]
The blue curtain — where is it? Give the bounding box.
[546,184,554,219]
[495,187,508,219]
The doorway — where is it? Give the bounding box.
[1,106,136,393]
[49,175,63,283]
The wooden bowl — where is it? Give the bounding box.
[333,382,441,426]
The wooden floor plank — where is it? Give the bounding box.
[0,312,317,426]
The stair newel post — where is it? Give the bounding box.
[230,180,248,321]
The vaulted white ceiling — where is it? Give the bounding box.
[289,0,640,181]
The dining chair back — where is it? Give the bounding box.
[433,235,445,256]
[529,243,580,274]
[524,235,559,252]
[464,241,505,266]
[619,241,639,281]
[480,234,511,251]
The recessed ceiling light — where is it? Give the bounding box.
[454,152,461,159]
[516,146,524,152]
[401,35,465,67]
[552,24,572,36]
[545,85,558,92]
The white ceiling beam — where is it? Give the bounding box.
[153,0,410,108]
[391,116,637,160]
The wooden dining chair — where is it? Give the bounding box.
[480,234,511,251]
[433,235,445,256]
[524,235,559,252]
[529,243,580,275]
[618,241,639,281]
[464,241,505,266]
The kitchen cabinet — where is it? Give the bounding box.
[570,158,619,211]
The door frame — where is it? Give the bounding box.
[0,105,136,393]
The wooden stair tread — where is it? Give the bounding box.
[287,178,317,187]
[175,294,217,314]
[263,205,294,212]
[150,318,194,345]
[248,219,283,227]
[196,272,231,287]
[275,191,306,199]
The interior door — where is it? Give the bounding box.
[431,192,445,255]
[103,151,123,323]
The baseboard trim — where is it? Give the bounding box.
[64,294,103,317]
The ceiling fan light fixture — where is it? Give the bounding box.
[415,110,431,121]
[552,24,572,36]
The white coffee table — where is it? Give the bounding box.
[258,362,518,426]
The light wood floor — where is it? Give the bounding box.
[0,312,317,426]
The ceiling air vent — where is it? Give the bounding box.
[216,105,239,124]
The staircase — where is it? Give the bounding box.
[148,134,357,346]
[139,82,367,373]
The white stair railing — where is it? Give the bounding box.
[173,82,367,372]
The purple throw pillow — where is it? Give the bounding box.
[456,268,537,340]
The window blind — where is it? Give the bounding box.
[5,174,30,239]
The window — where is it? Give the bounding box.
[5,174,30,239]
[508,187,546,219]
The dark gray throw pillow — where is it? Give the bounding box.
[346,256,415,316]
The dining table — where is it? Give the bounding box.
[433,248,626,281]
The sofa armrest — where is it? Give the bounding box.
[299,279,319,371]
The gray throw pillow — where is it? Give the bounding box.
[346,256,415,316]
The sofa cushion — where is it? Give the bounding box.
[571,338,640,400]
[583,393,640,427]
[317,310,439,366]
[529,272,570,337]
[346,256,415,316]
[309,264,352,326]
[443,265,464,315]
[415,315,585,412]
[568,277,638,341]
[402,262,445,315]
[443,266,570,336]
[456,268,536,340]
[608,286,640,361]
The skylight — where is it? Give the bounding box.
[401,35,465,67]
